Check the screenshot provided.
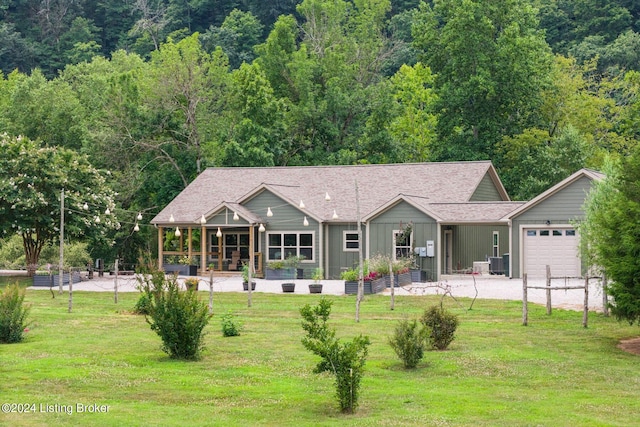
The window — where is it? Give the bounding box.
[210,232,249,259]
[492,231,499,257]
[393,229,412,260]
[527,230,537,236]
[267,232,314,261]
[552,230,563,236]
[540,230,550,236]
[343,231,359,251]
[566,229,576,236]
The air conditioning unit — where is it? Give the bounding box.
[489,257,504,275]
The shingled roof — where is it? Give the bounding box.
[151,161,514,225]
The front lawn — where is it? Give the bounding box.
[1,290,639,426]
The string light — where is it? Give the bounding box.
[105,207,110,215]
[303,216,309,226]
[267,207,273,217]
[94,216,101,224]
[169,214,175,223]
[175,227,181,237]
[259,223,265,232]
[200,215,207,225]
[325,192,331,201]
[137,212,143,221]
[332,209,339,220]
[133,223,140,232]
[83,203,89,210]
[233,211,239,221]
[216,227,222,238]
[299,200,305,209]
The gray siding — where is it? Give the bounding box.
[510,176,593,278]
[245,191,320,271]
[369,201,438,280]
[326,224,366,279]
[447,225,509,273]
[470,172,503,201]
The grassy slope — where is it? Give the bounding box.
[1,289,639,427]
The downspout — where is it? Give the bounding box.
[319,221,324,277]
[436,222,442,281]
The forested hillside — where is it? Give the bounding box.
[1,0,639,265]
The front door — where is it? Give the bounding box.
[444,229,453,274]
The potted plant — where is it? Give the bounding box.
[284,255,305,279]
[184,277,199,292]
[309,268,323,294]
[241,263,256,291]
[281,282,296,293]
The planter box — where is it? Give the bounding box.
[410,269,428,283]
[265,268,296,280]
[164,264,198,276]
[33,272,81,287]
[344,280,385,295]
[243,281,256,291]
[281,282,296,293]
[384,272,412,287]
[309,284,323,294]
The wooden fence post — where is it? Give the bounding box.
[522,273,528,326]
[582,276,589,328]
[546,265,552,315]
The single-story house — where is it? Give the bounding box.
[150,161,602,280]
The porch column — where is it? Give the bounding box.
[158,226,164,270]
[187,227,193,261]
[249,224,255,276]
[200,225,207,275]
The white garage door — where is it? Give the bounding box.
[523,228,580,278]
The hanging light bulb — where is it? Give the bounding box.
[233,211,239,221]
[105,207,110,215]
[332,209,339,220]
[299,200,305,209]
[259,223,265,232]
[267,207,273,217]
[200,214,207,225]
[83,202,89,210]
[303,216,309,226]
[133,223,140,232]
[325,192,331,201]
[216,227,222,238]
[175,227,181,237]
[169,214,175,223]
[137,212,143,221]
[95,216,101,224]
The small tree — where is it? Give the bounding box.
[300,298,370,413]
[0,134,117,276]
[389,318,427,368]
[142,273,212,359]
[421,305,459,350]
[0,284,31,343]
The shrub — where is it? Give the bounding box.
[184,278,199,291]
[221,311,242,337]
[300,298,370,413]
[0,284,31,343]
[144,274,212,359]
[421,305,459,350]
[389,319,427,368]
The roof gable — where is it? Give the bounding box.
[506,169,604,220]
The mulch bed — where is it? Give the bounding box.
[617,337,640,356]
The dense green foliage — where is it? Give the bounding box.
[1,0,640,269]
[580,150,640,325]
[0,284,30,343]
[388,318,427,368]
[300,298,371,413]
[141,272,212,359]
[421,304,459,350]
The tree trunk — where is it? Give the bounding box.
[22,232,44,277]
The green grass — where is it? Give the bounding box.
[1,289,639,426]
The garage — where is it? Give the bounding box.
[523,228,581,278]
